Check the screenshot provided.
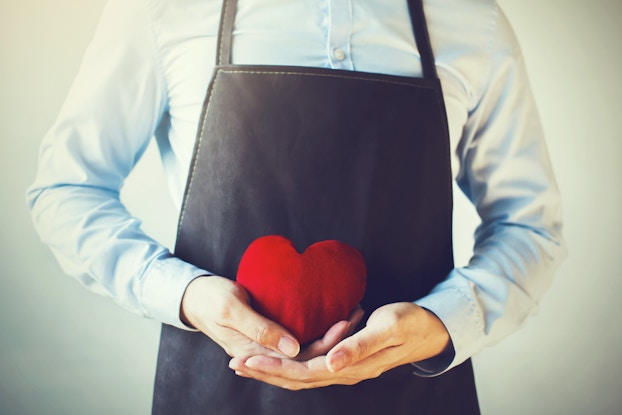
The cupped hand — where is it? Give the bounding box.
[180,275,301,358]
[180,276,364,361]
[228,302,450,390]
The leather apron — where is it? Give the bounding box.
[153,0,479,413]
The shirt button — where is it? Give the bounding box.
[333,48,346,61]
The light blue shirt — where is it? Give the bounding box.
[27,0,566,375]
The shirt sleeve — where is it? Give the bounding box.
[26,0,206,329]
[412,7,567,375]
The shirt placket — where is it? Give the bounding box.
[325,0,354,70]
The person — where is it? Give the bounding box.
[27,0,566,413]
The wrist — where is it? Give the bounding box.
[180,275,213,328]
[407,306,454,375]
[420,307,451,357]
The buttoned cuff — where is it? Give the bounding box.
[140,254,211,330]
[413,273,484,376]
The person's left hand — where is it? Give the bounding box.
[228,302,450,390]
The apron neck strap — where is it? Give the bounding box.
[216,0,238,67]
[407,0,438,79]
[216,0,438,79]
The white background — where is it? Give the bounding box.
[1,0,620,413]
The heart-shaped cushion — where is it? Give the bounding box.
[236,235,367,345]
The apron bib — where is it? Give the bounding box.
[153,0,479,413]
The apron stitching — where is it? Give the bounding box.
[178,73,221,230]
[219,69,437,90]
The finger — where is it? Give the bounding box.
[297,306,365,361]
[346,306,365,334]
[209,327,292,359]
[228,301,300,358]
[325,324,391,373]
[230,355,334,390]
[296,320,350,361]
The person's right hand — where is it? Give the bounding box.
[180,275,301,359]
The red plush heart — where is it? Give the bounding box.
[236,235,367,345]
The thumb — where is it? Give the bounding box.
[325,323,389,372]
[231,301,300,358]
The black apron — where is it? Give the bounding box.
[153,0,479,413]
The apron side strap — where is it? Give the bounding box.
[408,0,438,80]
[216,0,238,66]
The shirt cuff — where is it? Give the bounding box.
[140,254,211,330]
[411,336,456,377]
[414,274,484,375]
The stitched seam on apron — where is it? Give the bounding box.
[219,69,438,90]
[178,73,221,231]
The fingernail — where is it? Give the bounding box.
[228,358,241,370]
[278,336,299,357]
[328,351,346,372]
[245,356,261,369]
